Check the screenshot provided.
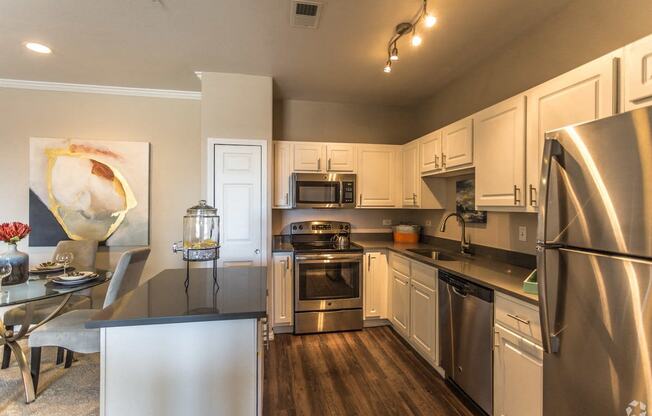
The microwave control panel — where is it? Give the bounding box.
[342,181,355,204]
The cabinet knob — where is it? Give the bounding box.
[255,249,261,254]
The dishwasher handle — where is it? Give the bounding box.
[439,269,493,303]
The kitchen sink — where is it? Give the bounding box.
[406,248,463,262]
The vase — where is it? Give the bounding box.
[2,243,29,285]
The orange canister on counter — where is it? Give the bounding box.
[393,225,421,243]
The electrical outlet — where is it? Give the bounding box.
[518,226,527,242]
[382,219,392,226]
[425,220,432,226]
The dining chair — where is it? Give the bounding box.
[28,247,150,394]
[1,240,99,370]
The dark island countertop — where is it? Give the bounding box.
[353,240,538,305]
[86,267,267,329]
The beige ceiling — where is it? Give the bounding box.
[0,0,571,105]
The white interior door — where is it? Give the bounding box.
[213,144,262,267]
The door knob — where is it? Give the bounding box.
[254,249,261,254]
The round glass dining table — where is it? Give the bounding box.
[0,270,112,403]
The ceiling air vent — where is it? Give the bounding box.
[290,1,323,29]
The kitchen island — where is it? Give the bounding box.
[86,267,267,416]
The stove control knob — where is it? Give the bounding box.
[292,225,297,230]
[298,225,304,230]
[344,225,349,230]
[339,224,344,229]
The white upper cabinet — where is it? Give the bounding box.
[475,95,527,208]
[442,116,473,169]
[293,143,324,172]
[325,144,355,172]
[623,33,652,111]
[526,51,619,210]
[357,144,399,207]
[273,142,292,208]
[419,130,443,174]
[402,141,420,207]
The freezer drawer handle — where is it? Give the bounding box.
[506,313,530,325]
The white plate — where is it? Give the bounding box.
[52,272,97,284]
[30,265,65,274]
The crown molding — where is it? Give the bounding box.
[0,78,201,100]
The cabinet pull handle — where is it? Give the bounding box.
[529,184,537,207]
[317,158,321,171]
[359,194,362,206]
[368,256,372,271]
[434,154,439,168]
[507,313,530,325]
[285,192,289,205]
[328,158,331,171]
[286,256,290,270]
[513,185,521,205]
[441,154,446,167]
[412,193,417,206]
[494,330,501,348]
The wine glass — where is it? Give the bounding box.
[0,260,12,294]
[55,252,74,276]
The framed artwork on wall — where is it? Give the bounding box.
[29,138,150,246]
[456,179,487,224]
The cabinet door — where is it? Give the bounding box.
[272,254,293,326]
[624,34,652,110]
[494,323,543,416]
[402,142,420,207]
[357,145,398,207]
[474,95,526,208]
[390,270,410,338]
[293,143,324,172]
[326,144,355,172]
[364,252,388,319]
[273,142,292,208]
[442,117,473,169]
[409,280,437,363]
[419,130,442,174]
[526,51,619,210]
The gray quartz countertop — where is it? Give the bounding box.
[86,267,267,329]
[353,240,538,305]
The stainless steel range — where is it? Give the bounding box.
[291,221,364,334]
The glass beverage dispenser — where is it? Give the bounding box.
[173,200,220,261]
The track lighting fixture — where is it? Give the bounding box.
[383,0,437,73]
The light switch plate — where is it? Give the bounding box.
[518,226,527,242]
[382,219,392,226]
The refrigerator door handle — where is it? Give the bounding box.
[537,246,560,354]
[536,138,563,245]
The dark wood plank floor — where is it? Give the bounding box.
[264,326,474,416]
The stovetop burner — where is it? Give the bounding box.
[289,221,362,254]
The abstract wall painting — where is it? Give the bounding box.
[455,179,487,224]
[29,138,149,246]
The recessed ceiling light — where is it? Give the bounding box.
[25,42,52,54]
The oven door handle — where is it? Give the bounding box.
[295,258,363,265]
[295,254,363,261]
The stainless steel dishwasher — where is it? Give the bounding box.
[439,269,494,415]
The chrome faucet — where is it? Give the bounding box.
[439,213,472,255]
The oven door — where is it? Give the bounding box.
[294,253,363,312]
[292,174,342,208]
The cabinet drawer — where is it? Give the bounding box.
[495,293,541,344]
[411,261,437,290]
[390,253,411,276]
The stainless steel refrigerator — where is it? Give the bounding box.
[537,106,652,415]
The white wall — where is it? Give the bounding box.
[0,87,201,279]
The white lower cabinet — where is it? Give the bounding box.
[494,323,543,416]
[389,254,439,367]
[272,253,293,328]
[364,251,388,319]
[390,269,410,337]
[409,280,437,364]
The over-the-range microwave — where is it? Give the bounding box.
[291,173,356,208]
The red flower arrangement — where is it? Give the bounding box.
[0,222,32,244]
